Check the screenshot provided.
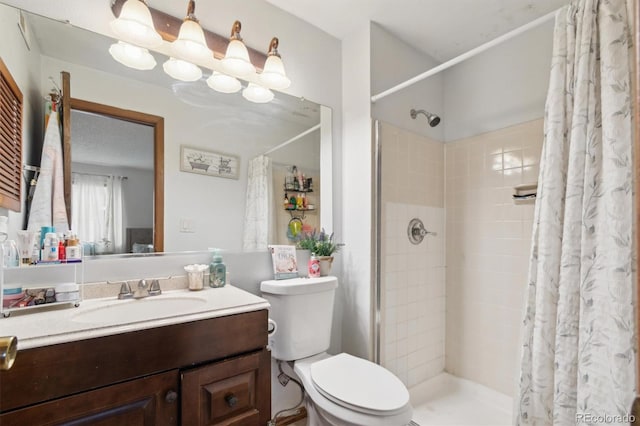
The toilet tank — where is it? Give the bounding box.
[260,276,338,361]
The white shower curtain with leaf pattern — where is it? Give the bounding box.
[242,155,273,250]
[516,0,635,424]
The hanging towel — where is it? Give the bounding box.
[27,110,69,233]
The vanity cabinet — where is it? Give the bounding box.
[0,309,270,425]
[0,370,179,425]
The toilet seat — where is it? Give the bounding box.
[294,353,413,426]
[310,353,409,415]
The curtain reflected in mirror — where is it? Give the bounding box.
[71,173,127,255]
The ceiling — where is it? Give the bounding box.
[264,0,571,62]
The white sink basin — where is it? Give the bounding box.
[71,296,208,324]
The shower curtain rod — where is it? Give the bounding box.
[262,123,321,155]
[370,7,560,103]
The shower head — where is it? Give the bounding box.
[410,109,441,127]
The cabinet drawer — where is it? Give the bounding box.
[182,350,270,425]
[0,370,179,426]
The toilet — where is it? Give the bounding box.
[260,276,413,426]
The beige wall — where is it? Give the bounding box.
[272,165,320,245]
[444,118,543,395]
[379,122,446,387]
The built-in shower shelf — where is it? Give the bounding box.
[513,182,537,204]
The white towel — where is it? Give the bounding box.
[27,110,69,233]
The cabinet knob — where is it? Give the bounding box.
[0,336,17,371]
[165,390,178,404]
[225,393,238,407]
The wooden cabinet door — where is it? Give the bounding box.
[181,349,271,426]
[0,370,179,426]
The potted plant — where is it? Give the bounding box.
[314,229,342,276]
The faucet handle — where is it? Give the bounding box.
[149,279,162,296]
[138,279,148,289]
[118,282,133,299]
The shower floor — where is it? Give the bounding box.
[409,373,512,426]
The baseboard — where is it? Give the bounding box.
[275,406,307,426]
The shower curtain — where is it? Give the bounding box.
[71,174,124,253]
[242,155,273,250]
[516,0,635,425]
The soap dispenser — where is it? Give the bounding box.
[209,250,226,288]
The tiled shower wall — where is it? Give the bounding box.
[444,119,543,395]
[379,122,446,387]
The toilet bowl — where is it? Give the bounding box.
[260,276,413,426]
[294,353,412,426]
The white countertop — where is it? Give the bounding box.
[1,286,270,350]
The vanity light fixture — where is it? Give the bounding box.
[206,72,241,93]
[108,1,291,103]
[242,82,274,103]
[108,41,157,70]
[259,37,291,90]
[221,21,256,77]
[109,0,162,49]
[163,57,202,82]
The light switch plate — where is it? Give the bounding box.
[179,218,195,233]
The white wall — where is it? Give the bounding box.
[370,23,444,142]
[0,3,43,234]
[340,23,372,359]
[443,21,554,142]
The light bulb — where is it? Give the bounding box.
[206,72,241,94]
[163,58,202,81]
[220,21,256,77]
[260,53,291,90]
[110,0,162,48]
[170,2,212,64]
[242,83,274,103]
[109,41,156,70]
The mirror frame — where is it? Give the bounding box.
[64,98,165,252]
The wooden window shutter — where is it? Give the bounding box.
[0,57,23,212]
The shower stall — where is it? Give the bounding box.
[372,116,536,424]
[370,0,636,424]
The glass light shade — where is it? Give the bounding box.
[206,72,241,94]
[110,0,162,48]
[109,41,156,70]
[171,19,212,64]
[259,55,291,90]
[221,39,256,77]
[242,83,274,103]
[163,57,202,82]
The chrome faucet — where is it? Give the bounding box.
[117,279,162,300]
[118,282,133,299]
[148,279,162,296]
[133,279,150,299]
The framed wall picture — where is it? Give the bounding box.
[180,145,240,179]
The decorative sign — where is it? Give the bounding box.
[268,244,298,280]
[180,145,240,179]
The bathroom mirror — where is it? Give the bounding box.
[2,3,332,254]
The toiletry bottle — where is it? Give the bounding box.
[284,193,290,209]
[209,250,226,288]
[308,252,320,278]
[44,232,59,261]
[58,234,66,261]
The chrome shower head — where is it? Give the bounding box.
[410,108,441,127]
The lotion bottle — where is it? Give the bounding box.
[209,250,226,288]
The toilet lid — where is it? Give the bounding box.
[310,353,409,414]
